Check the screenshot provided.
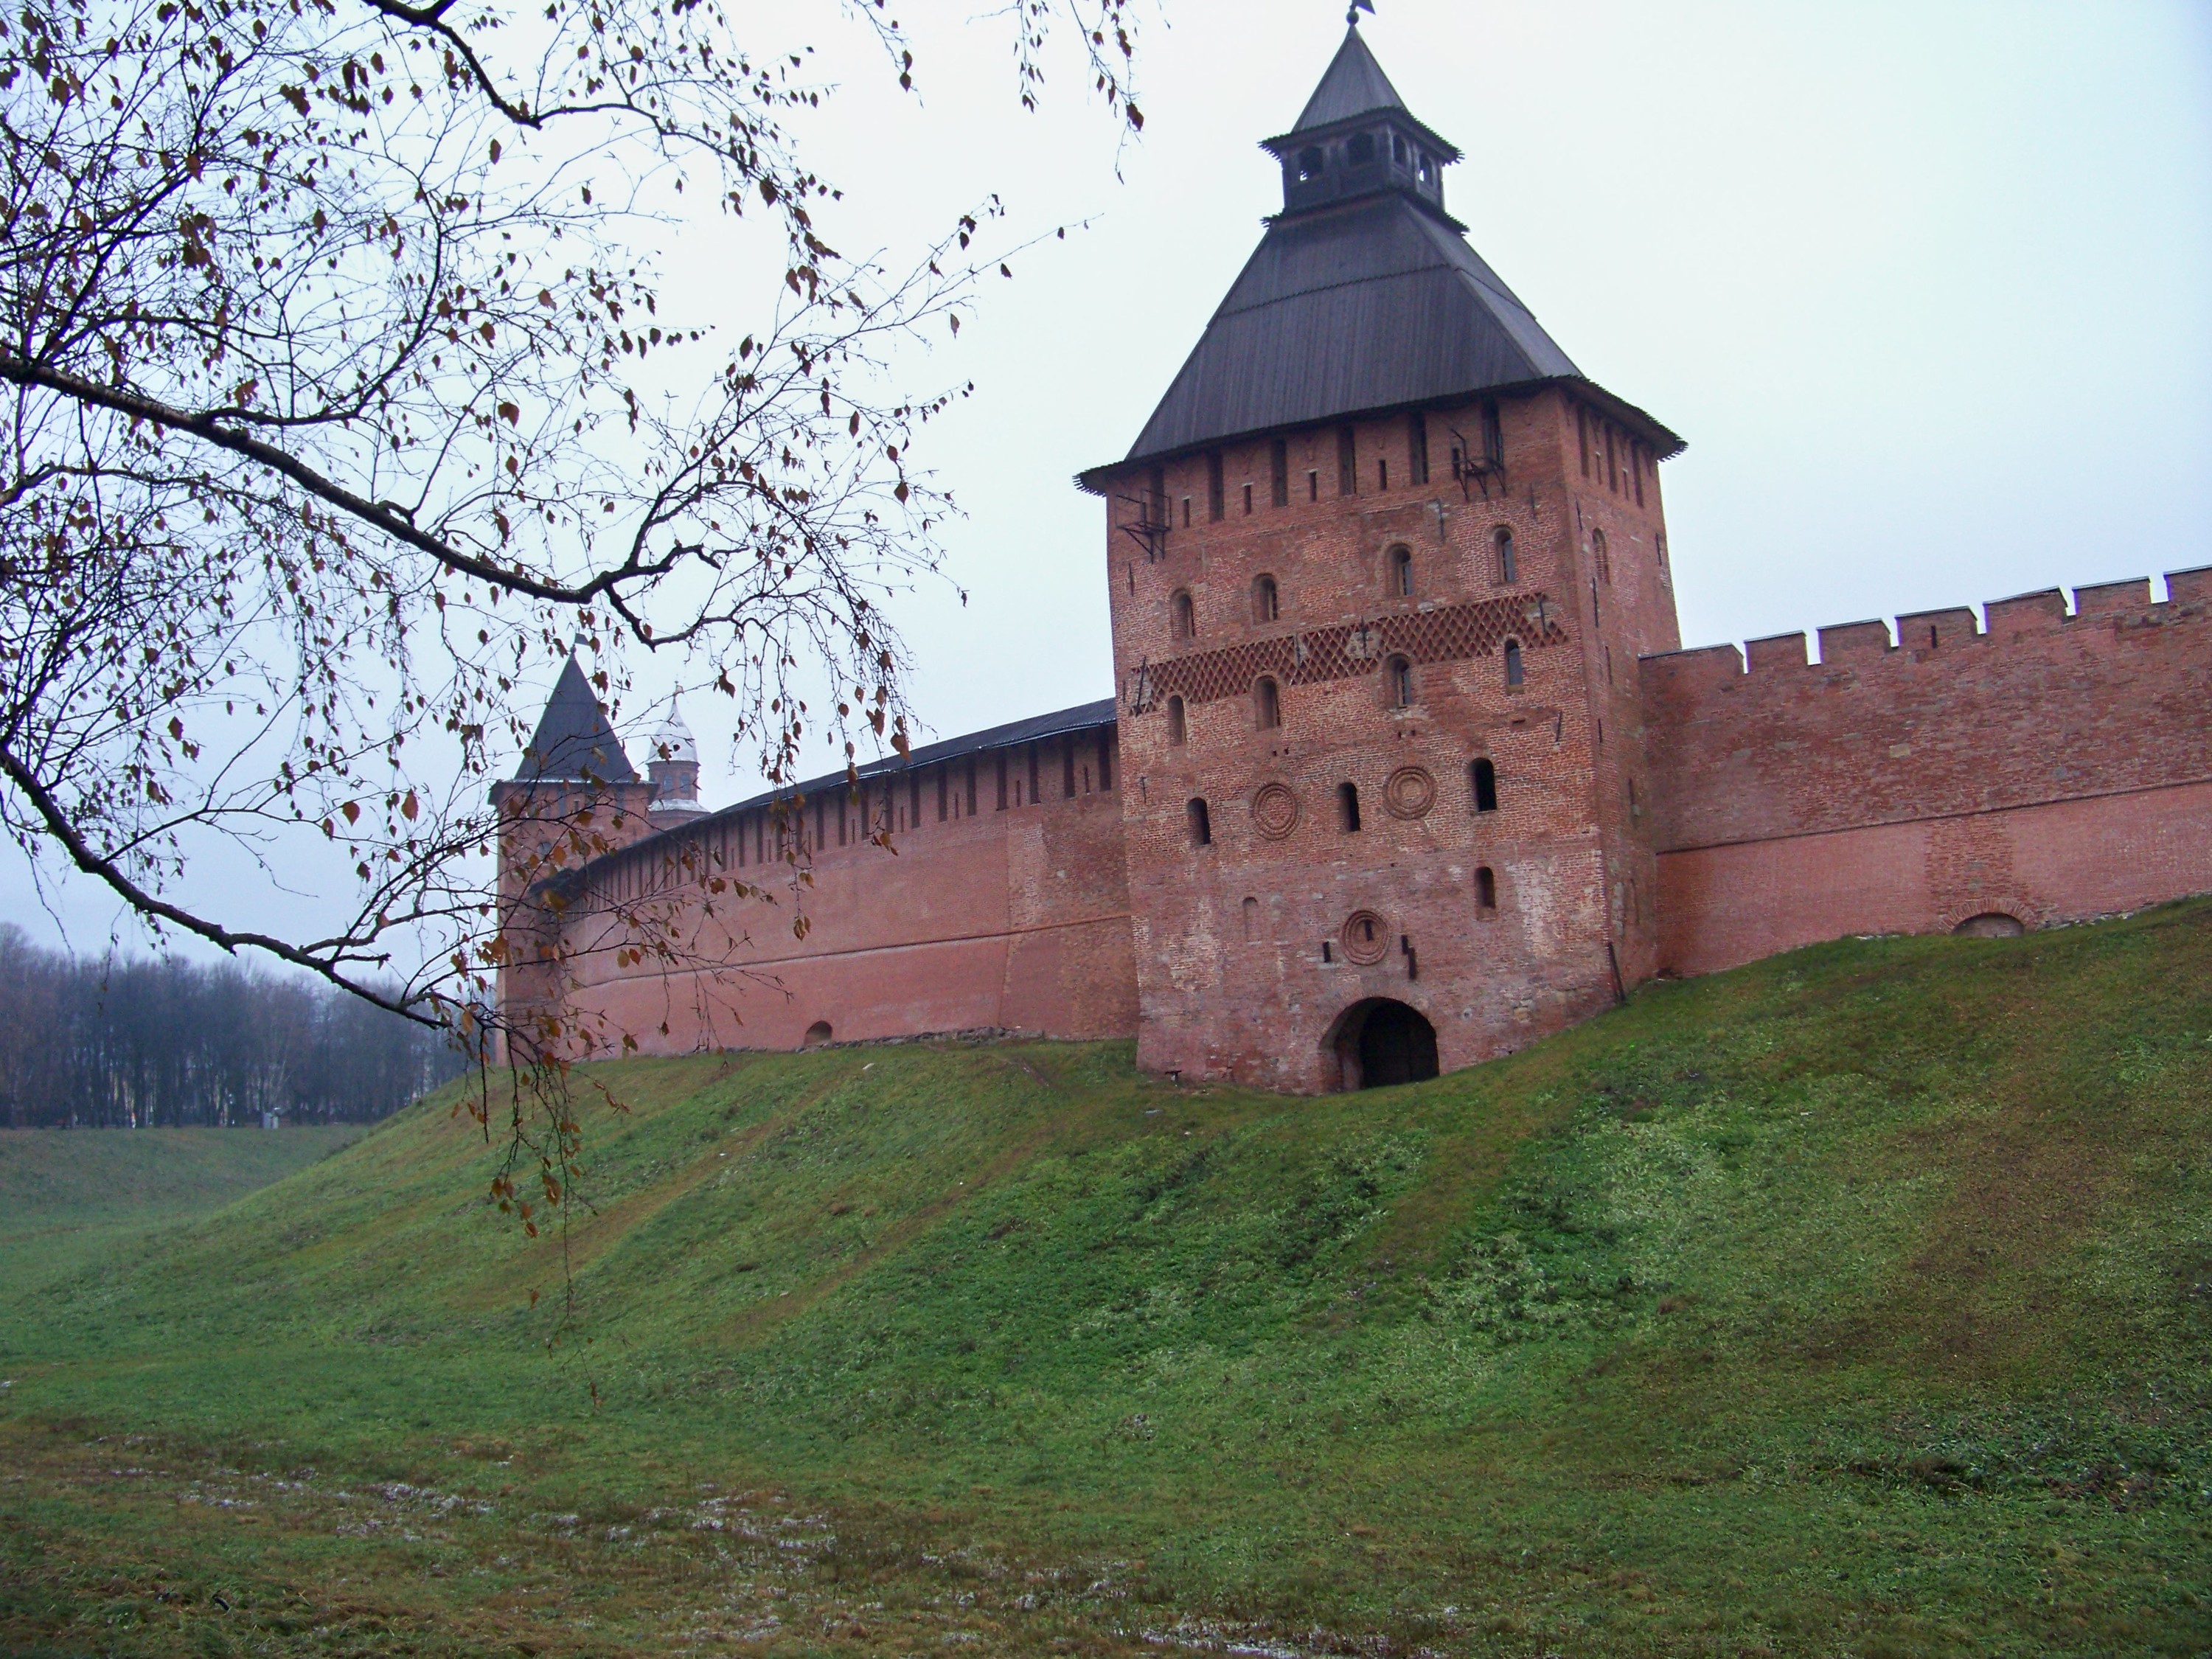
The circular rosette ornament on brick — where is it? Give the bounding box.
[1251,782,1301,840]
[1340,909,1391,965]
[1382,765,1437,820]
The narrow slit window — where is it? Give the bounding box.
[1377,456,1388,491]
[1503,639,1526,687]
[1593,527,1610,583]
[1408,411,1430,485]
[1632,442,1646,507]
[1576,406,1590,478]
[1338,426,1357,496]
[1253,573,1279,622]
[1206,451,1225,522]
[1028,742,1041,804]
[1166,695,1186,746]
[1472,757,1498,813]
[1171,589,1194,641]
[1475,866,1497,911]
[1270,439,1289,507]
[1387,655,1413,709]
[1307,470,1319,502]
[1062,740,1077,799]
[1186,797,1211,847]
[1495,526,1517,585]
[1481,398,1504,468]
[1388,545,1413,597]
[1097,733,1113,792]
[1242,482,1253,515]
[1242,896,1259,942]
[1255,675,1281,730]
[1338,782,1362,833]
[1181,496,1192,528]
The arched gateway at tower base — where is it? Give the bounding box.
[1328,999,1441,1092]
[492,23,2212,1096]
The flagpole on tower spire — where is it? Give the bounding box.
[1346,0,1374,26]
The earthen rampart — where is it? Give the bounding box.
[1645,568,2212,975]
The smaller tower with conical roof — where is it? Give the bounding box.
[490,654,659,1054]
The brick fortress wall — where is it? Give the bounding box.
[529,726,1138,1056]
[1644,567,2212,975]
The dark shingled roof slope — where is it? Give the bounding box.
[1119,192,1581,466]
[711,698,1118,823]
[515,654,639,782]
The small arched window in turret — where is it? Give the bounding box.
[1166,695,1187,746]
[1348,132,1376,167]
[1503,639,1526,687]
[1388,545,1413,598]
[1186,797,1212,848]
[1253,574,1279,622]
[1254,676,1281,731]
[1171,589,1194,641]
[1494,527,1518,586]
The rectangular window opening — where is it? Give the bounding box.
[1270,439,1290,507]
[1206,451,1225,522]
[1307,469,1319,502]
[1242,481,1253,515]
[1062,740,1077,799]
[1338,426,1357,496]
[1409,411,1429,486]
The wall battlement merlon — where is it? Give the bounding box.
[1641,565,2211,691]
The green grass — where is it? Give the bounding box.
[0,1123,361,1294]
[2,904,2210,1657]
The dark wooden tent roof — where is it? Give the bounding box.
[514,654,639,783]
[1080,29,1680,488]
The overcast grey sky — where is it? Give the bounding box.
[8,0,2211,955]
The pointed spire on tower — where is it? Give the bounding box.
[1294,22,1405,135]
[514,653,638,783]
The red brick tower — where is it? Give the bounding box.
[490,654,658,1052]
[1081,25,1686,1091]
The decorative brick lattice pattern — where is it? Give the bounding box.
[1147,594,1568,708]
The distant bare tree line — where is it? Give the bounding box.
[0,926,462,1128]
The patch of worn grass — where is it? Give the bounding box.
[3,904,2211,1655]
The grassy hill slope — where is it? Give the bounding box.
[2,904,2209,1656]
[0,1124,361,1293]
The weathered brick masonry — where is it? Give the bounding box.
[494,27,2212,1089]
[1644,569,2212,975]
